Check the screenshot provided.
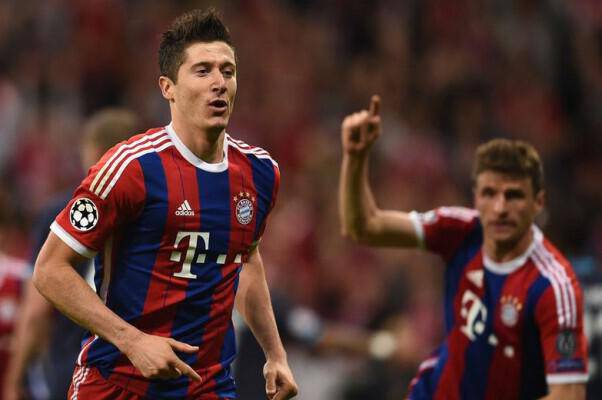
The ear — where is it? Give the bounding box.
[159,76,175,102]
[534,190,545,215]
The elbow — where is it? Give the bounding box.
[31,260,48,296]
[341,223,369,244]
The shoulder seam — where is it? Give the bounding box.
[227,136,278,167]
[90,130,173,199]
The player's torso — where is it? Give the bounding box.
[82,131,278,398]
[422,231,552,400]
[105,142,270,332]
[440,254,543,397]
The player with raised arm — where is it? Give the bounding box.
[339,96,588,399]
[32,9,297,400]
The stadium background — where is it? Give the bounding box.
[0,0,600,398]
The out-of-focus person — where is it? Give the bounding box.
[3,108,139,400]
[0,194,29,400]
[339,96,588,399]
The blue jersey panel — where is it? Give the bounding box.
[250,157,275,238]
[460,271,507,399]
[444,224,483,332]
[89,153,167,375]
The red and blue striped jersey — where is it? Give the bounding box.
[407,207,588,400]
[51,123,280,399]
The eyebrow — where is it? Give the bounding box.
[189,60,236,70]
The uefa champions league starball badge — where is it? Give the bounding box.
[233,191,254,225]
[500,295,522,327]
[70,198,99,231]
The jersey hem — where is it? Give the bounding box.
[50,221,97,258]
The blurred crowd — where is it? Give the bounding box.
[0,0,601,398]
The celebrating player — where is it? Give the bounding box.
[32,9,297,400]
[339,96,587,399]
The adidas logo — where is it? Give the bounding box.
[175,200,195,216]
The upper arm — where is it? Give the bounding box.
[364,207,480,260]
[33,232,89,286]
[540,383,585,400]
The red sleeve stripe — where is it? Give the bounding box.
[532,245,577,328]
[90,129,168,196]
[437,206,479,222]
[98,139,173,199]
[94,135,173,199]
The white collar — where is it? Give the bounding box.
[482,225,543,274]
[166,122,229,172]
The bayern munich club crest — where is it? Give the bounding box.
[234,191,254,225]
[500,295,522,327]
[70,198,99,231]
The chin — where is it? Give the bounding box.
[206,117,228,132]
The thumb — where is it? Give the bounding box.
[369,94,380,116]
[168,338,199,353]
[265,369,277,398]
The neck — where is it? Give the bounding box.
[171,119,225,163]
[483,228,534,263]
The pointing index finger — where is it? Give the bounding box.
[173,358,201,382]
[369,95,380,116]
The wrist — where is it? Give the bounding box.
[343,153,369,169]
[114,326,144,355]
[265,348,288,364]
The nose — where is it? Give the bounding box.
[493,194,507,214]
[211,70,226,94]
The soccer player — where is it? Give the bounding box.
[3,108,139,400]
[32,9,297,400]
[339,95,588,399]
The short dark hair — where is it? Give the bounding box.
[473,138,544,193]
[158,8,233,82]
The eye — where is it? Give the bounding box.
[481,188,495,198]
[505,190,525,200]
[196,68,209,76]
[222,68,235,78]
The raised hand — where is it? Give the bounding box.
[122,332,201,382]
[341,95,381,156]
[264,359,298,400]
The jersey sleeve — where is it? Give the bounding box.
[409,206,479,261]
[50,145,146,258]
[535,279,588,385]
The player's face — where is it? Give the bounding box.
[168,41,237,133]
[474,171,544,248]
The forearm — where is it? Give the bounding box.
[236,262,286,361]
[33,259,140,354]
[4,281,51,387]
[339,153,378,240]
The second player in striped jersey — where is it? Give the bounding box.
[339,96,587,400]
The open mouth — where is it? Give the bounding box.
[209,99,228,109]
